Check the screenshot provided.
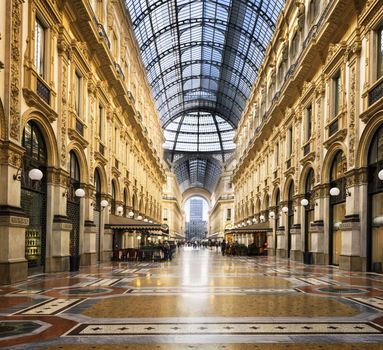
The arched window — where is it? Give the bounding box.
[69,151,80,182]
[305,168,314,194]
[22,121,47,188]
[111,181,116,214]
[329,151,346,266]
[21,121,47,268]
[367,124,383,271]
[368,125,383,165]
[94,169,102,210]
[330,151,347,182]
[68,151,80,201]
[123,189,128,216]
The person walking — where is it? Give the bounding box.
[221,240,227,256]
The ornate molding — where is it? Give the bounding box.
[9,0,24,140]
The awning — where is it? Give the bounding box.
[225,222,272,234]
[106,215,169,233]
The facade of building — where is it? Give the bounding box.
[208,157,235,242]
[190,199,203,221]
[162,171,185,241]
[185,220,207,241]
[0,0,166,284]
[232,0,383,272]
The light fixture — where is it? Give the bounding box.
[149,220,153,223]
[329,187,340,196]
[252,217,256,222]
[247,220,251,224]
[282,206,289,214]
[128,211,134,218]
[144,218,148,222]
[301,198,309,206]
[269,211,275,219]
[116,206,123,215]
[100,199,109,208]
[137,235,141,240]
[148,237,152,241]
[13,167,22,181]
[28,168,43,181]
[75,188,85,198]
[259,215,265,222]
[137,215,143,220]
[379,169,383,181]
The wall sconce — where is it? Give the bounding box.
[252,217,257,223]
[301,198,309,207]
[100,199,109,209]
[259,215,265,222]
[128,211,134,218]
[149,220,153,223]
[137,215,143,220]
[116,206,124,215]
[281,206,289,214]
[13,167,22,181]
[29,168,43,181]
[148,237,152,241]
[329,187,340,196]
[144,218,148,222]
[379,169,383,180]
[137,235,141,240]
[269,211,275,219]
[75,188,85,198]
[247,219,251,225]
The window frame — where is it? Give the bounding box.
[74,70,83,118]
[34,16,47,78]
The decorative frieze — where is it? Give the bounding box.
[9,0,24,141]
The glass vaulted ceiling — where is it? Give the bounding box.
[125,0,284,191]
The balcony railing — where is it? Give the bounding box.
[368,79,383,106]
[93,17,111,48]
[99,142,105,156]
[127,91,135,104]
[76,118,84,136]
[114,62,125,81]
[329,119,339,137]
[303,143,310,156]
[36,76,50,105]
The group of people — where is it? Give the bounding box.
[159,241,173,260]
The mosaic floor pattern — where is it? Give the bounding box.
[0,248,383,349]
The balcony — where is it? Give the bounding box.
[99,142,105,156]
[76,118,84,136]
[93,17,111,48]
[127,91,135,104]
[114,62,125,81]
[368,78,383,106]
[303,142,310,156]
[328,119,339,137]
[36,76,50,105]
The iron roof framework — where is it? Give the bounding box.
[125,0,284,192]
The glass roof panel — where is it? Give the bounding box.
[125,0,284,191]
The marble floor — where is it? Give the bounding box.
[1,248,383,349]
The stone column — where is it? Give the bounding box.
[0,142,30,284]
[339,168,368,271]
[310,185,327,265]
[45,168,71,273]
[82,220,97,265]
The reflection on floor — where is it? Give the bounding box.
[0,248,383,349]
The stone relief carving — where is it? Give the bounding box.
[349,65,356,168]
[10,0,23,141]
